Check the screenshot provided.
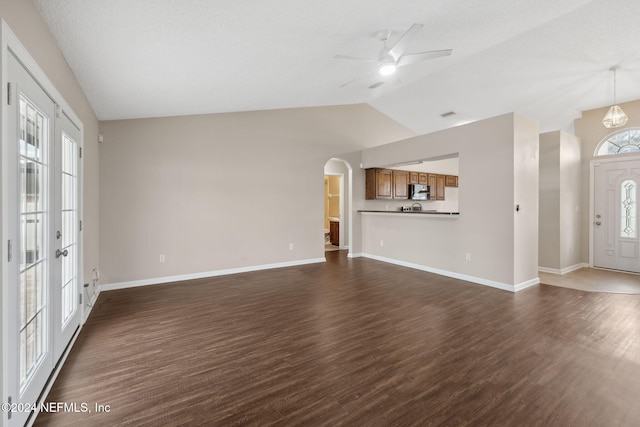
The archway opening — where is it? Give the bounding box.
[323,158,353,257]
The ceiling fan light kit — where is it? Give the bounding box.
[334,23,452,88]
[602,65,628,129]
[379,60,397,76]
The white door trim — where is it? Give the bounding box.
[589,153,640,268]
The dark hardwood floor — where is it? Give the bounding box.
[35,251,640,426]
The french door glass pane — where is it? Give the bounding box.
[61,133,78,325]
[19,95,49,389]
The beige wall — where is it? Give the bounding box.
[538,131,582,271]
[539,133,562,269]
[99,105,412,284]
[574,99,640,262]
[359,113,540,289]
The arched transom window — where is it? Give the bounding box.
[596,129,640,156]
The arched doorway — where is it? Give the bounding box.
[323,158,353,257]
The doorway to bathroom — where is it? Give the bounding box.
[323,158,352,255]
[324,174,342,251]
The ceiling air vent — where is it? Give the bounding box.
[440,111,456,118]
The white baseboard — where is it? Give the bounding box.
[101,257,327,291]
[538,263,588,275]
[361,253,539,293]
[347,252,363,258]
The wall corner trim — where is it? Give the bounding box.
[100,258,327,291]
[361,253,539,293]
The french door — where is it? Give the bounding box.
[5,52,81,426]
[593,158,640,273]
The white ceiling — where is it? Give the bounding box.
[34,0,640,135]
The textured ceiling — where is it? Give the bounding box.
[35,0,640,135]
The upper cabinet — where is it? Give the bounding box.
[445,175,458,187]
[427,174,445,200]
[366,168,458,200]
[366,168,393,199]
[393,170,409,199]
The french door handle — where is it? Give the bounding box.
[56,249,68,258]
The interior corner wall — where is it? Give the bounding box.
[513,114,540,285]
[360,113,539,289]
[574,99,640,262]
[559,131,582,269]
[337,150,364,255]
[539,132,561,269]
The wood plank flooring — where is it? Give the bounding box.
[35,251,640,426]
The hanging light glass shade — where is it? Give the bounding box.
[603,66,628,129]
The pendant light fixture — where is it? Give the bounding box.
[602,65,628,129]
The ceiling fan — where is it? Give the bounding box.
[334,23,452,88]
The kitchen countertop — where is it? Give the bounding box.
[358,210,459,215]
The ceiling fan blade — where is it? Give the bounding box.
[333,54,378,63]
[340,67,379,88]
[388,23,423,59]
[397,49,452,67]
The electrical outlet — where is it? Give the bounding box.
[465,253,471,261]
[289,243,294,250]
[380,240,384,247]
[160,255,165,263]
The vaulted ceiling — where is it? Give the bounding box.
[35,0,640,136]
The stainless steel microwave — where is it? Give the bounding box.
[409,184,430,200]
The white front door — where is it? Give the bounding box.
[593,159,640,273]
[5,51,82,426]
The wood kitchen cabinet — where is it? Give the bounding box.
[366,168,457,200]
[428,174,446,200]
[393,170,409,199]
[365,168,393,199]
[445,175,458,187]
[329,220,339,246]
